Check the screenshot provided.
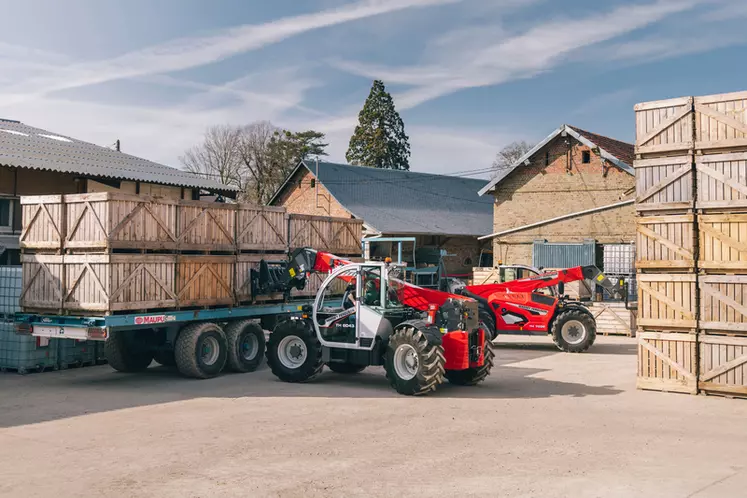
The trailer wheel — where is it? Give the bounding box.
[445,337,495,385]
[385,325,445,395]
[327,362,366,374]
[105,330,154,373]
[266,319,323,383]
[224,320,265,373]
[153,349,176,367]
[551,309,596,353]
[174,322,228,379]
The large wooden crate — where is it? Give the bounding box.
[699,275,747,335]
[20,195,64,251]
[634,155,694,213]
[20,254,64,310]
[696,152,747,211]
[288,214,363,255]
[589,302,634,336]
[65,193,178,251]
[634,97,694,156]
[637,331,698,394]
[636,215,695,270]
[637,273,697,330]
[472,267,499,285]
[699,334,747,398]
[236,205,288,253]
[699,214,747,271]
[177,201,236,252]
[176,255,234,307]
[694,91,747,152]
[20,253,177,313]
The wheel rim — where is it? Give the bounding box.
[277,335,307,369]
[241,333,259,361]
[561,319,587,345]
[201,336,220,366]
[393,344,419,381]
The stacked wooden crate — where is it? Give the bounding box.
[635,90,747,398]
[19,193,363,314]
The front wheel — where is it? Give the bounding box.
[551,309,596,353]
[385,325,445,395]
[266,319,323,383]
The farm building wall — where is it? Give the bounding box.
[274,168,354,219]
[491,136,636,266]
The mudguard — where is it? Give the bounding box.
[395,319,443,346]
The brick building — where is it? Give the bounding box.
[0,119,236,264]
[478,124,636,273]
[269,160,494,275]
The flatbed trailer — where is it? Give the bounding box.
[14,301,313,379]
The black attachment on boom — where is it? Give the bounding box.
[580,265,626,299]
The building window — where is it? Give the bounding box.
[545,151,550,166]
[0,198,19,233]
[582,150,591,164]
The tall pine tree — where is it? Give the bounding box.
[346,80,410,170]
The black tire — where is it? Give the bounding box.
[478,304,497,341]
[153,349,176,367]
[445,336,495,385]
[105,330,154,373]
[385,325,446,395]
[266,319,323,383]
[225,320,265,373]
[174,322,228,379]
[551,309,596,353]
[327,362,366,374]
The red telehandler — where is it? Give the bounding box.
[257,248,494,396]
[457,266,625,353]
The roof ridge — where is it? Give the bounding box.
[307,159,490,183]
[566,125,633,147]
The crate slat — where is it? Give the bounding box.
[699,334,747,397]
[236,205,288,252]
[177,201,236,252]
[637,274,697,330]
[637,331,698,394]
[19,195,64,250]
[634,155,694,213]
[636,215,695,270]
[634,97,694,155]
[694,92,747,152]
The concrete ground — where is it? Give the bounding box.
[1,335,746,498]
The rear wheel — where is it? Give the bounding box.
[105,330,154,373]
[224,320,265,373]
[385,325,445,395]
[478,304,497,341]
[327,362,366,374]
[267,319,323,383]
[174,322,228,379]
[445,337,495,385]
[153,348,176,367]
[551,309,596,353]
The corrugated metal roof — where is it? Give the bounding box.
[287,161,493,237]
[0,119,237,193]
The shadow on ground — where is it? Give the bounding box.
[0,341,631,429]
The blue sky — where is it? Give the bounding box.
[1,0,746,179]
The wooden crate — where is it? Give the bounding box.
[634,96,694,156]
[634,155,694,213]
[177,201,236,252]
[64,193,178,251]
[288,214,363,255]
[699,214,747,271]
[636,215,695,270]
[235,253,286,303]
[699,275,747,335]
[696,152,747,211]
[236,204,288,252]
[176,255,234,307]
[637,332,698,394]
[589,302,634,336]
[637,273,697,330]
[472,267,499,285]
[694,91,747,152]
[20,195,64,250]
[699,334,747,398]
[20,253,177,313]
[20,254,64,311]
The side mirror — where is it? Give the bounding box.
[557,282,565,296]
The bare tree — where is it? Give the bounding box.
[180,125,244,191]
[492,140,533,178]
[238,121,278,204]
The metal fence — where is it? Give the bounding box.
[532,239,596,269]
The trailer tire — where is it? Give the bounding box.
[266,319,323,383]
[327,362,366,374]
[153,349,176,367]
[225,320,265,373]
[175,322,228,379]
[551,309,596,353]
[105,330,154,373]
[445,338,495,385]
[385,325,446,395]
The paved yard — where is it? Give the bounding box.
[1,335,746,498]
